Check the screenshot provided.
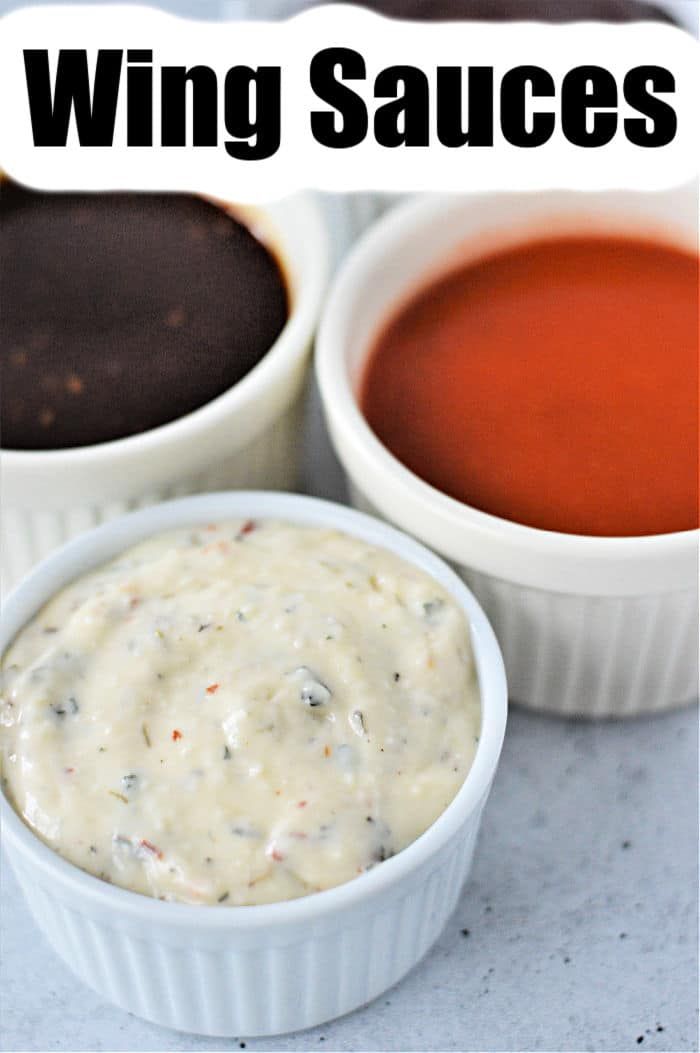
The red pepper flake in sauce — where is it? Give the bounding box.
[140,838,164,860]
[297,800,308,808]
[236,519,256,540]
[270,848,285,862]
[172,729,183,741]
[206,683,220,695]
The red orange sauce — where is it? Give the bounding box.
[361,236,698,537]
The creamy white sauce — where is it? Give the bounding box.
[0,520,480,905]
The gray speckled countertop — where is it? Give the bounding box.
[1,385,698,1053]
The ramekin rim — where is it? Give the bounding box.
[315,189,698,563]
[0,192,330,468]
[0,490,507,928]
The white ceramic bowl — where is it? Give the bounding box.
[1,193,330,595]
[316,188,699,719]
[0,490,507,1037]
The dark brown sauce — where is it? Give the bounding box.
[0,180,288,450]
[340,1,678,23]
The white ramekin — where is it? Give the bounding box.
[316,188,699,719]
[0,490,507,1037]
[0,193,330,596]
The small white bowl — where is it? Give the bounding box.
[0,491,507,1037]
[316,188,699,719]
[1,193,330,594]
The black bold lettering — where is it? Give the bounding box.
[126,50,152,147]
[374,65,429,147]
[23,49,122,146]
[310,48,368,148]
[161,65,218,147]
[224,66,280,161]
[437,66,494,148]
[624,66,676,146]
[561,66,618,147]
[500,65,555,148]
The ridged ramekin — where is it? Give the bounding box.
[1,193,330,595]
[0,490,507,1037]
[316,188,699,719]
